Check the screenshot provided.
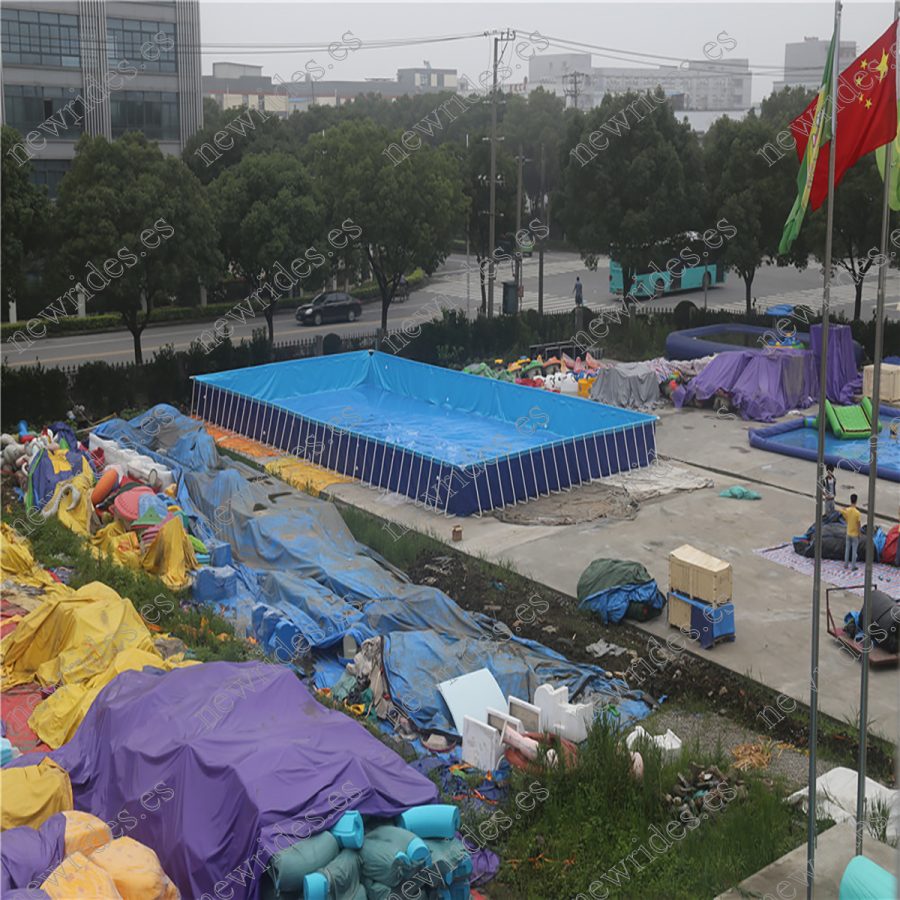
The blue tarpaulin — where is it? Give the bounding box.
[93,408,651,735]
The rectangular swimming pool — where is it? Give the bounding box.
[191,351,658,516]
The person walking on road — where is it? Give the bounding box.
[841,493,861,571]
[573,276,583,307]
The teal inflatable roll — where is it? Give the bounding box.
[397,804,461,839]
[303,871,328,900]
[407,836,431,866]
[839,855,897,899]
[330,810,364,849]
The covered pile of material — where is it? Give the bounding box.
[4,661,439,898]
[2,810,180,898]
[0,578,194,748]
[576,558,665,624]
[91,407,650,740]
[792,520,885,564]
[674,348,818,422]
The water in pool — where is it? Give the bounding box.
[768,422,900,476]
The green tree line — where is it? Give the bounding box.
[3,82,895,363]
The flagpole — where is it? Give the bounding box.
[857,6,898,856]
[807,2,842,894]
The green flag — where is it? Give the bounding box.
[875,101,900,211]
[779,33,836,254]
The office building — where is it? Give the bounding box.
[773,36,857,93]
[527,53,752,113]
[1,0,203,196]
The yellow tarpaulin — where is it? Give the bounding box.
[140,516,197,590]
[63,811,113,857]
[0,522,55,587]
[44,471,94,537]
[91,520,142,570]
[90,836,181,900]
[41,851,123,899]
[30,648,198,749]
[265,456,352,497]
[1,581,156,689]
[1,757,73,830]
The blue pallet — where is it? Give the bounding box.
[669,591,735,649]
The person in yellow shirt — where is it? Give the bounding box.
[841,493,861,572]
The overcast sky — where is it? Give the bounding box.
[198,1,895,103]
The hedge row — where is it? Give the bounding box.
[3,303,893,431]
[1,271,426,342]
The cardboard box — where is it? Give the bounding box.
[669,544,732,605]
[863,364,900,403]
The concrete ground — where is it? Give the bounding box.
[716,822,896,899]
[326,404,900,741]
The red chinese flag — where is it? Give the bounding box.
[791,19,898,210]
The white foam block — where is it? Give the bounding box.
[438,668,506,733]
[534,683,569,731]
[508,697,541,733]
[462,716,502,772]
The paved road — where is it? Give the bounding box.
[4,251,896,367]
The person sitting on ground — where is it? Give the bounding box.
[841,493,861,572]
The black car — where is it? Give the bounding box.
[295,291,362,326]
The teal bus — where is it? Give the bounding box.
[609,232,727,300]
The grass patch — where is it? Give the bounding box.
[8,511,250,663]
[482,717,805,899]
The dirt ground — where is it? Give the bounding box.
[405,550,894,784]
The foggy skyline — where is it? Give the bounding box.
[199,2,894,103]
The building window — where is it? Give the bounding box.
[31,158,71,198]
[3,85,84,139]
[110,91,179,140]
[106,18,176,74]
[1,8,80,68]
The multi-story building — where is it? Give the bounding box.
[772,36,857,93]
[527,53,752,114]
[203,62,459,116]
[1,0,203,196]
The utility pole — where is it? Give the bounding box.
[563,71,589,110]
[538,142,545,315]
[486,28,514,319]
[515,142,525,310]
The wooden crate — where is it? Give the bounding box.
[667,591,694,631]
[668,544,732,605]
[863,364,900,403]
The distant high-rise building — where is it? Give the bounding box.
[772,36,857,93]
[1,0,203,196]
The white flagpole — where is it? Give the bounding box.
[807,3,842,895]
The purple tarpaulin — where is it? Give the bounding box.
[810,323,862,405]
[0,813,65,893]
[675,349,818,422]
[6,662,438,900]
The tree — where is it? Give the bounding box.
[558,90,704,301]
[305,120,466,331]
[208,152,321,342]
[499,88,567,225]
[806,155,899,320]
[56,133,221,363]
[183,99,282,185]
[1,126,50,317]
[704,113,805,312]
